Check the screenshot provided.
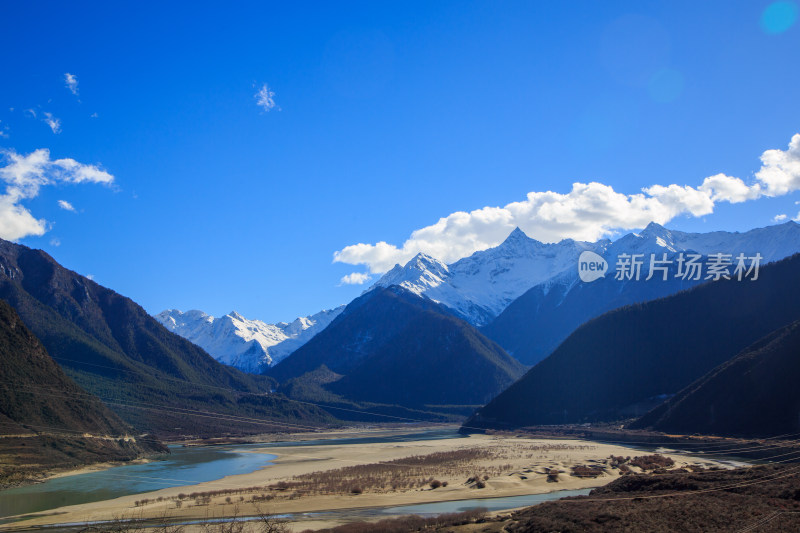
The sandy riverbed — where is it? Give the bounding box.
[1,432,732,532]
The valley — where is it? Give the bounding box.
[5,221,800,531]
[0,427,741,532]
[4,6,800,529]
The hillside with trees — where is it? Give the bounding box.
[0,298,167,487]
[464,254,800,430]
[0,238,334,437]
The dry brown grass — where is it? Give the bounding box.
[298,508,489,533]
[76,506,288,533]
[130,442,611,509]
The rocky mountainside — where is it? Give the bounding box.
[0,298,166,486]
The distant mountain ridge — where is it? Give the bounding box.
[483,221,800,365]
[156,306,344,373]
[371,222,800,334]
[167,222,800,374]
[371,228,607,326]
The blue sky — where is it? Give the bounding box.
[1,0,799,322]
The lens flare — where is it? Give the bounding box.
[761,1,798,34]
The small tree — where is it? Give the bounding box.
[253,505,291,533]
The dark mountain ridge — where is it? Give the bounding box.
[464,253,800,430]
[269,286,525,413]
[481,263,704,366]
[631,318,800,437]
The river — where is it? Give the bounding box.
[0,428,462,520]
[0,427,754,531]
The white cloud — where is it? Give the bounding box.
[64,73,79,96]
[0,120,8,139]
[774,214,788,222]
[0,195,47,240]
[50,237,61,247]
[0,148,114,240]
[756,134,800,196]
[335,134,800,275]
[699,173,761,203]
[51,157,114,185]
[58,199,76,212]
[43,112,61,134]
[255,83,279,112]
[339,272,372,285]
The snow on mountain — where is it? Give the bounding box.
[371,227,609,325]
[598,221,794,261]
[157,222,800,373]
[607,220,800,262]
[155,306,345,373]
[371,221,800,326]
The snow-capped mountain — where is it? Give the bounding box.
[371,228,609,325]
[155,306,345,373]
[371,221,800,327]
[483,220,800,365]
[159,221,800,373]
[605,220,800,261]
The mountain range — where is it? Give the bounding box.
[0,237,334,438]
[370,227,606,326]
[482,221,800,365]
[156,221,800,377]
[464,252,800,429]
[156,306,344,373]
[4,219,800,449]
